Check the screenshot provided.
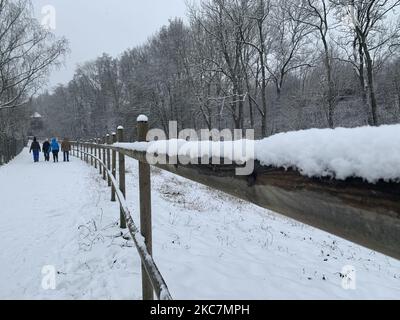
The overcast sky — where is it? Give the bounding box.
[33,0,189,89]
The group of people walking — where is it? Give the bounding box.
[29,137,72,163]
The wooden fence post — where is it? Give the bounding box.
[3,139,6,164]
[137,115,153,301]
[98,138,102,176]
[90,140,94,166]
[13,139,15,159]
[82,142,85,162]
[94,140,98,169]
[8,138,11,162]
[5,138,8,163]
[106,134,111,187]
[10,138,13,159]
[80,141,83,160]
[9,138,12,160]
[81,141,85,161]
[117,126,127,229]
[103,136,107,181]
[111,132,117,202]
[87,141,90,164]
[6,138,9,163]
[87,142,90,163]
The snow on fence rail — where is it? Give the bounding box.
[73,119,400,299]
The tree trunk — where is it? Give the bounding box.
[363,45,378,126]
[257,3,268,137]
[322,35,335,129]
[357,40,371,125]
[260,60,268,137]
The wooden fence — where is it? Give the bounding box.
[72,121,170,300]
[73,117,400,300]
[0,135,25,166]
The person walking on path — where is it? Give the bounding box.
[51,138,60,163]
[42,139,51,162]
[29,137,41,163]
[61,138,71,162]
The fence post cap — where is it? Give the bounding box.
[137,115,148,123]
[117,125,124,130]
[112,132,116,136]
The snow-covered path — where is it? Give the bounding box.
[0,150,85,298]
[0,148,399,300]
[0,149,138,299]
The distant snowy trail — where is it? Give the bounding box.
[0,148,399,300]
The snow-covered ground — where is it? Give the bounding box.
[0,148,399,299]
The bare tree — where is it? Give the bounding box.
[290,0,338,127]
[0,0,68,111]
[189,0,250,130]
[265,0,314,133]
[333,0,400,125]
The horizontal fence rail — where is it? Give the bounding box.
[90,146,400,261]
[72,116,400,298]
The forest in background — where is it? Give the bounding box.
[0,0,67,153]
[2,0,400,143]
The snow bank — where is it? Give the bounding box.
[115,125,400,183]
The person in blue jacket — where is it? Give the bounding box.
[51,138,60,162]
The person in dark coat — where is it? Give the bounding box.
[61,138,71,162]
[51,138,60,162]
[29,137,41,163]
[42,139,51,162]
